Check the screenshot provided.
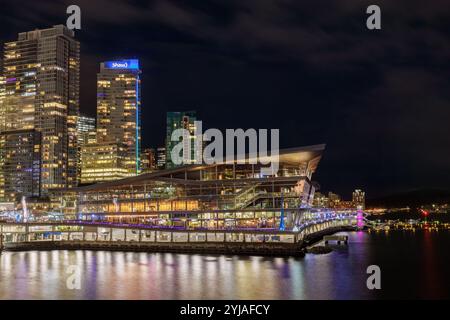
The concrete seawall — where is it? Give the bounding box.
[5,240,306,257]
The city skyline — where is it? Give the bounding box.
[0,1,449,198]
[1,0,450,304]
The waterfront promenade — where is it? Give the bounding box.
[0,214,358,256]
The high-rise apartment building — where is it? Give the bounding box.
[165,111,200,169]
[313,192,329,208]
[0,25,80,201]
[328,192,341,208]
[80,59,141,184]
[140,148,156,173]
[352,189,366,209]
[0,130,41,199]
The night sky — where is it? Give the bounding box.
[1,0,449,198]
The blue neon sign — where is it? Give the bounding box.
[104,59,139,70]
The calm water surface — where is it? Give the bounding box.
[1,230,449,299]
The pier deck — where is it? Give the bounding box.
[0,217,357,256]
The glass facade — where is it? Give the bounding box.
[0,129,41,200]
[0,25,80,199]
[80,59,142,183]
[96,59,141,176]
[80,142,130,183]
[165,111,199,169]
[76,146,326,231]
[76,115,96,146]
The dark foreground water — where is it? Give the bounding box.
[1,230,450,299]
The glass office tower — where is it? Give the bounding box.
[80,59,141,184]
[165,111,200,169]
[77,115,96,146]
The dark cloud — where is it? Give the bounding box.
[1,0,449,197]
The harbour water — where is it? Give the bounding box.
[1,230,449,299]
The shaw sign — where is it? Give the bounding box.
[104,59,139,70]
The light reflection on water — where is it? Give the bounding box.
[1,231,449,299]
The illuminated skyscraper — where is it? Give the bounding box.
[80,142,129,184]
[0,25,80,200]
[76,115,96,184]
[140,148,157,173]
[165,111,200,169]
[328,192,341,208]
[313,192,329,208]
[157,147,166,170]
[0,130,41,199]
[97,59,141,175]
[77,115,96,146]
[352,189,366,209]
[80,60,141,183]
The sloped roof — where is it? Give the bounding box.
[74,144,326,191]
